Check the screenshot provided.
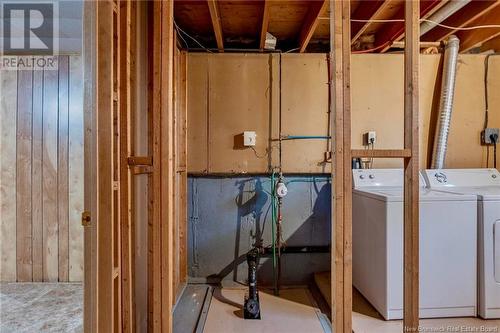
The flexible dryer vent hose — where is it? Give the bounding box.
[431,35,460,169]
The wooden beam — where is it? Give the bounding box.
[330,0,352,332]
[299,0,327,53]
[351,149,412,158]
[422,0,500,43]
[377,0,441,53]
[403,0,420,331]
[456,5,500,52]
[207,0,224,51]
[259,0,270,49]
[351,0,392,44]
[119,1,135,332]
[480,35,500,52]
[389,0,450,44]
[127,156,153,166]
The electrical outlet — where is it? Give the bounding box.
[481,128,500,145]
[363,131,377,146]
[243,131,257,146]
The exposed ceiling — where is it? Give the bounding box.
[174,0,500,53]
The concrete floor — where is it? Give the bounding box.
[0,283,83,333]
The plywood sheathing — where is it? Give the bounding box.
[186,53,500,173]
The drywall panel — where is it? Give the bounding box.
[281,54,330,173]
[187,54,209,173]
[208,54,273,173]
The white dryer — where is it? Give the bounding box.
[352,169,477,320]
[423,168,500,319]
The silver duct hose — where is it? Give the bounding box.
[431,35,460,169]
[420,0,471,36]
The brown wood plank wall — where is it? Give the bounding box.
[0,55,84,282]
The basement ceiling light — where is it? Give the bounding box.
[264,32,277,50]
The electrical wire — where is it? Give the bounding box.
[173,20,214,53]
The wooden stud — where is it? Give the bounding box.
[384,0,450,47]
[96,0,114,331]
[160,0,175,329]
[149,2,162,331]
[119,1,135,332]
[298,0,327,53]
[259,0,270,49]
[207,0,224,52]
[330,1,352,332]
[403,0,420,331]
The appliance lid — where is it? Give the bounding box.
[353,169,425,189]
[353,188,476,202]
[423,168,500,188]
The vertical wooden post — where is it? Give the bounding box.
[404,0,420,331]
[150,1,175,332]
[330,1,352,332]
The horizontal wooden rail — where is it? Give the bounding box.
[127,156,153,166]
[351,149,412,158]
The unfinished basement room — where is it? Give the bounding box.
[1,0,500,333]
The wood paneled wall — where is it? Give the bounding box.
[187,53,500,173]
[0,55,84,282]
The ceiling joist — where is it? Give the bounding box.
[298,0,327,53]
[259,0,270,49]
[422,0,500,42]
[456,4,500,52]
[207,0,224,51]
[376,0,441,53]
[351,0,393,44]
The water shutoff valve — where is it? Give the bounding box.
[276,181,288,198]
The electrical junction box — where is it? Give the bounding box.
[363,131,377,146]
[243,131,257,146]
[481,128,500,145]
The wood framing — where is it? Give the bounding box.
[207,0,224,51]
[298,0,326,53]
[149,1,175,332]
[456,5,500,52]
[403,0,420,330]
[331,1,420,332]
[330,1,352,332]
[351,0,392,44]
[259,0,270,49]
[422,0,500,43]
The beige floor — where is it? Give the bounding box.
[203,287,327,333]
[0,283,83,333]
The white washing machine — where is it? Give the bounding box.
[423,168,500,319]
[352,169,477,320]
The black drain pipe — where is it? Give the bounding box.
[244,248,261,319]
